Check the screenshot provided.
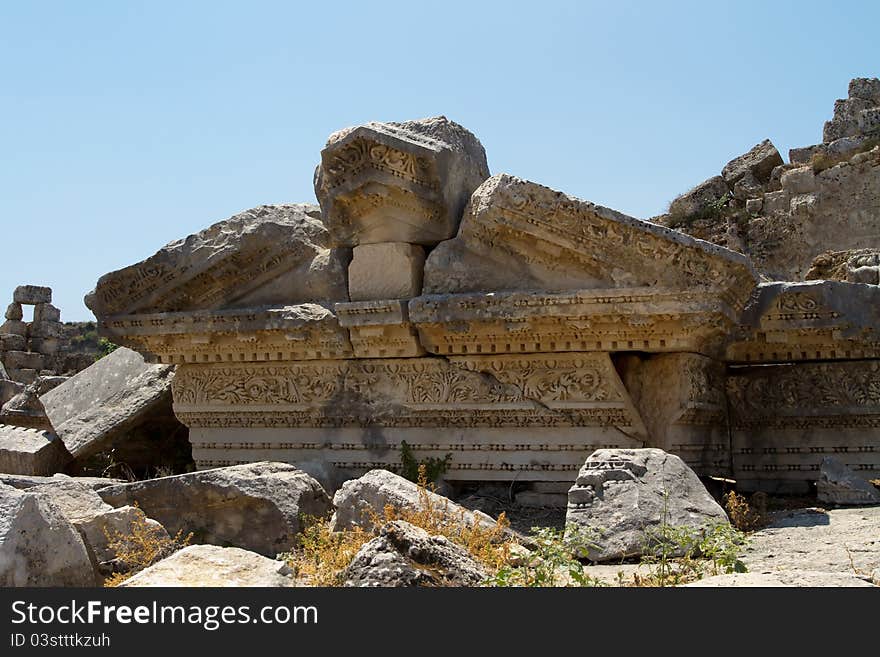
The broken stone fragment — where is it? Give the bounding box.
[120,545,297,587]
[98,462,332,557]
[721,139,783,186]
[86,203,348,318]
[0,482,95,586]
[343,520,488,587]
[0,424,71,475]
[32,303,61,323]
[565,448,729,562]
[4,303,22,321]
[423,173,756,297]
[816,456,880,505]
[315,116,490,247]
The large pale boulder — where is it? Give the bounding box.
[120,545,297,587]
[98,462,332,556]
[331,469,495,532]
[0,483,95,586]
[816,456,880,505]
[565,448,729,562]
[85,204,348,319]
[315,116,490,247]
[343,520,487,587]
[31,480,169,563]
[0,473,122,490]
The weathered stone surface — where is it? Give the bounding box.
[4,303,22,321]
[335,299,425,358]
[31,480,169,563]
[0,424,71,475]
[29,320,63,339]
[348,242,425,301]
[13,285,51,305]
[32,303,61,323]
[727,281,880,363]
[824,78,880,142]
[40,346,176,460]
[0,320,27,337]
[816,456,880,505]
[0,358,6,381]
[615,353,729,476]
[683,571,874,587]
[668,175,730,218]
[178,353,647,483]
[0,473,122,490]
[565,448,728,562]
[0,483,94,586]
[315,116,489,247]
[727,360,880,493]
[3,351,45,371]
[0,379,24,407]
[806,248,880,283]
[721,139,783,185]
[121,545,297,587]
[0,382,52,430]
[331,469,494,532]
[85,204,348,319]
[0,333,26,352]
[99,462,332,556]
[343,520,487,587]
[423,174,757,300]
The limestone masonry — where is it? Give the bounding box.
[85,86,880,495]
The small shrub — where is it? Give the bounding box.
[488,524,603,587]
[724,491,767,532]
[666,192,733,229]
[398,440,451,485]
[281,518,370,586]
[102,504,192,586]
[811,138,880,173]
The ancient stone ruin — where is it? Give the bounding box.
[0,285,63,384]
[85,83,880,497]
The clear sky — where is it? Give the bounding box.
[1,1,878,321]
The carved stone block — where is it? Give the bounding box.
[13,285,51,305]
[315,116,489,247]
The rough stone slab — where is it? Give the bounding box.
[99,462,332,556]
[29,320,63,339]
[0,320,27,337]
[32,303,60,323]
[565,448,728,562]
[343,520,488,587]
[0,382,52,430]
[0,424,71,475]
[422,174,757,303]
[39,346,175,460]
[0,482,94,586]
[683,571,874,587]
[0,473,123,490]
[348,242,425,301]
[0,333,26,351]
[4,303,22,321]
[817,456,880,505]
[13,285,51,305]
[85,204,348,319]
[3,351,44,371]
[120,545,297,587]
[721,139,783,185]
[315,116,490,247]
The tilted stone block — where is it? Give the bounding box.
[13,285,51,305]
[721,139,783,185]
[85,204,348,319]
[348,242,425,301]
[315,116,489,247]
[668,175,730,218]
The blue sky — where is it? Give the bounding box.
[1,1,878,321]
